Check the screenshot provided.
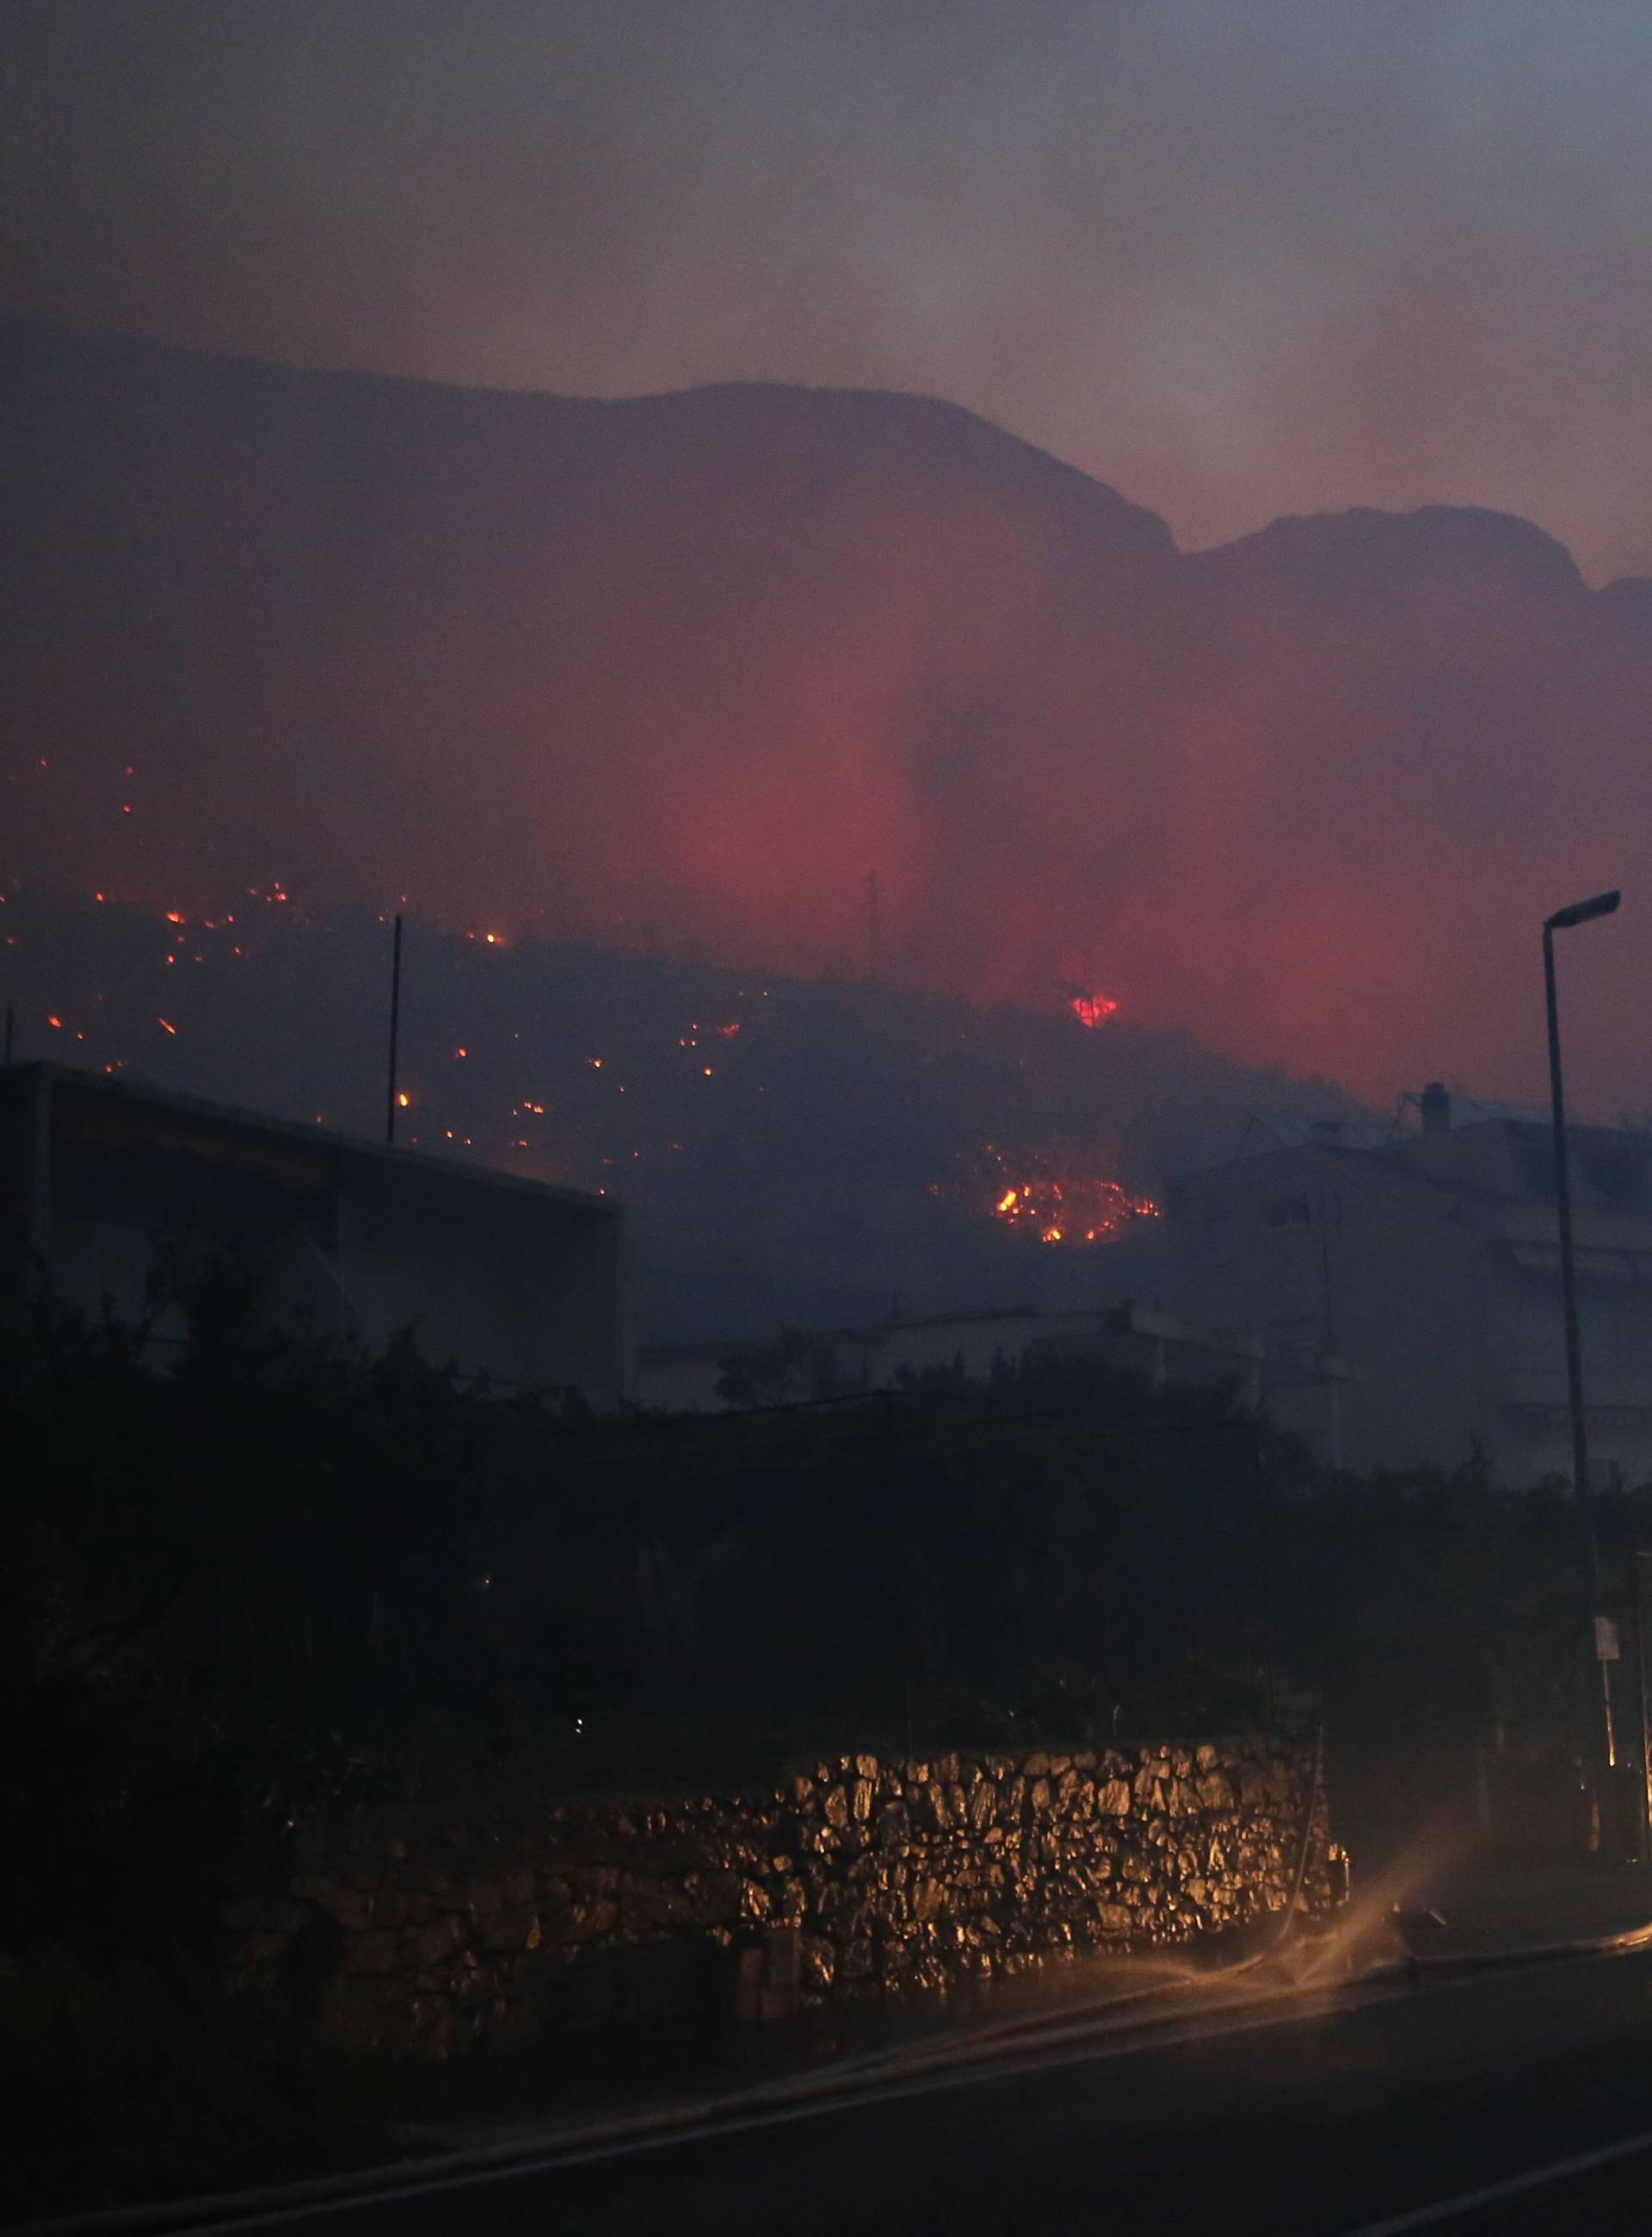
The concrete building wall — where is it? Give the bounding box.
[1167,1146,1495,1473]
[315,1154,623,1400]
[638,1302,1341,1421]
[814,1311,1043,1396]
[1,1067,626,1408]
[1165,1114,1652,1483]
[635,1311,1048,1414]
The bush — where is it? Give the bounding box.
[0,1952,394,2224]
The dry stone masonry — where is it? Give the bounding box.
[217,1735,1335,2058]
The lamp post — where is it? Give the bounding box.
[1542,888,1621,1840]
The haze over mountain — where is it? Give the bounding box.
[4,316,1649,1116]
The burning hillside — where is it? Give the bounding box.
[986,1154,1161,1246]
[0,892,1357,1339]
[11,316,1652,1118]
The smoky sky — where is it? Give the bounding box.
[8,1,1652,584]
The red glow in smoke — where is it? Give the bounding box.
[20,336,1648,1110]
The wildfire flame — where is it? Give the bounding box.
[981,1148,1159,1245]
[1069,993,1119,1029]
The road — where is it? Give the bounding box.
[186,1948,1652,2236]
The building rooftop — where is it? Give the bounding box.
[1172,1088,1652,1224]
[2,1063,617,1221]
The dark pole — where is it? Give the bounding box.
[3,1004,12,1065]
[1544,924,1597,1545]
[385,912,404,1146]
[1637,1551,1652,1859]
[1543,890,1621,1833]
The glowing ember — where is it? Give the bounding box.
[1069,994,1119,1029]
[978,1148,1159,1245]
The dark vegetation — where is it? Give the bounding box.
[6,1276,1624,1910]
[3,1272,1639,2215]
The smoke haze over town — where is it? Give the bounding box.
[6,1,1652,1319]
[4,313,1650,1127]
[19,20,1652,2217]
[9,2,1652,582]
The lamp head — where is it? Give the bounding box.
[1545,890,1621,933]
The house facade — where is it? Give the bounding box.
[0,1064,626,1406]
[1163,1086,1652,1482]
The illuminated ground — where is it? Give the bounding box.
[163,1927,1652,2235]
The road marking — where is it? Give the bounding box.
[1339,2123,1652,2234]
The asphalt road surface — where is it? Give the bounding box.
[188,1948,1652,2237]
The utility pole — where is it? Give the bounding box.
[1543,888,1621,1848]
[385,912,404,1146]
[1629,1556,1638,1852]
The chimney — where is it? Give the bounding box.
[1420,1082,1451,1137]
[1311,1119,1346,1148]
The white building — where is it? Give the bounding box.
[0,1064,627,1408]
[1163,1085,1652,1483]
[638,1300,1341,1415]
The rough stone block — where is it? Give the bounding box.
[556,1897,620,1944]
[409,1913,472,1967]
[216,1930,288,1969]
[372,1887,433,1930]
[290,1877,374,1932]
[216,1896,292,1934]
[343,1929,401,1977]
[476,1906,542,1953]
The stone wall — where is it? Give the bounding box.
[216,1736,1335,2058]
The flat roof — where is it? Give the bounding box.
[1168,1110,1647,1202]
[3,1063,617,1221]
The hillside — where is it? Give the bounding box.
[0,892,1354,1343]
[4,317,1649,1112]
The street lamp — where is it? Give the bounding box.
[1542,888,1621,1833]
